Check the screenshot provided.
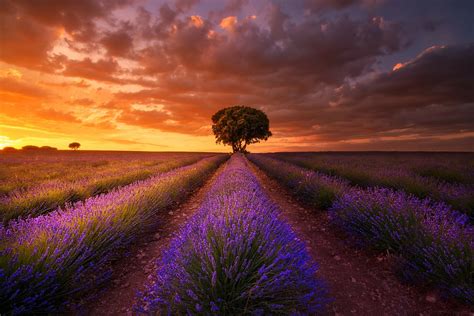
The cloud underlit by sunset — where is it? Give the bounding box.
[0,0,473,152]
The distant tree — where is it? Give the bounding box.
[22,145,40,151]
[69,142,81,150]
[2,147,17,152]
[40,146,58,151]
[212,106,272,153]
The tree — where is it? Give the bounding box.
[212,106,272,153]
[40,146,57,151]
[22,145,40,151]
[2,147,17,152]
[69,142,81,150]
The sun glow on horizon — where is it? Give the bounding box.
[0,136,14,149]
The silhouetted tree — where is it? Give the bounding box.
[40,146,58,151]
[69,142,81,150]
[22,145,40,151]
[212,106,272,153]
[2,147,17,152]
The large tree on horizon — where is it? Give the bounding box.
[211,106,272,153]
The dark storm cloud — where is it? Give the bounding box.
[0,0,134,69]
[0,13,57,69]
[8,0,134,37]
[101,28,134,58]
[347,45,474,105]
[1,0,473,150]
[312,44,474,140]
[132,7,404,82]
[61,58,122,83]
[303,0,363,12]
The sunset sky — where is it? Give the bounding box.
[1,0,473,152]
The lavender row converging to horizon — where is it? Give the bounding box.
[0,152,211,196]
[139,154,328,315]
[249,154,474,304]
[0,154,211,223]
[270,153,474,220]
[0,155,227,315]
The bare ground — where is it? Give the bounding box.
[247,160,473,316]
[72,160,230,316]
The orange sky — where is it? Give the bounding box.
[1,0,473,152]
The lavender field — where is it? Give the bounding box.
[1,151,473,314]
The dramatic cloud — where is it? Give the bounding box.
[0,77,50,98]
[101,29,134,57]
[323,44,474,139]
[0,13,57,68]
[35,108,80,123]
[62,58,122,83]
[0,0,473,151]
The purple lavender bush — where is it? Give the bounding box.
[138,155,327,315]
[329,188,474,304]
[0,156,227,315]
[249,154,473,304]
[271,153,474,221]
[248,154,349,210]
[0,155,206,224]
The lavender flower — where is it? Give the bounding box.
[0,154,211,223]
[270,153,474,220]
[248,154,350,209]
[138,154,327,315]
[0,155,227,314]
[250,153,473,304]
[329,187,474,304]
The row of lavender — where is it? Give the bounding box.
[271,153,474,220]
[138,154,328,314]
[0,155,210,224]
[248,154,473,304]
[0,155,227,315]
[271,152,474,185]
[0,151,207,196]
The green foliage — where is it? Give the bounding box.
[212,106,272,153]
[416,167,468,184]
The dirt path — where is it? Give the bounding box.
[247,160,472,315]
[73,160,229,316]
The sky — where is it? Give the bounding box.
[0,0,473,152]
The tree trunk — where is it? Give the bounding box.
[232,141,246,153]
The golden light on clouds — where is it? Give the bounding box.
[0,68,23,79]
[392,63,404,71]
[190,15,204,27]
[219,16,238,31]
[0,0,472,152]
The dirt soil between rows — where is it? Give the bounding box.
[247,159,473,316]
[72,160,230,316]
[73,156,472,315]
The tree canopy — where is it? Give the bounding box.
[69,142,81,150]
[22,145,39,150]
[212,106,272,153]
